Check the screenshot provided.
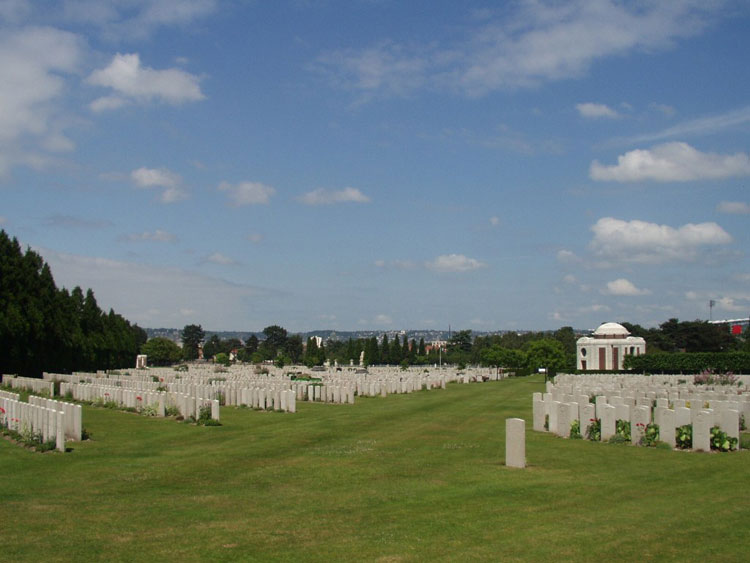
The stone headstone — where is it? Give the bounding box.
[693,410,712,452]
[505,418,526,469]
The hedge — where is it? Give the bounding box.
[624,352,750,374]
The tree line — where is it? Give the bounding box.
[146,320,748,374]
[0,230,147,378]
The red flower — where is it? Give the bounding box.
[0,407,5,414]
[136,396,142,401]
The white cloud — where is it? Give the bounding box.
[122,229,176,242]
[35,245,265,329]
[89,95,129,113]
[649,102,676,117]
[556,249,581,263]
[618,105,750,146]
[489,216,500,226]
[603,278,651,296]
[717,201,750,215]
[315,2,718,99]
[590,142,750,182]
[246,233,263,244]
[590,217,733,263]
[218,181,275,206]
[160,186,188,203]
[375,259,417,270]
[87,53,205,108]
[298,187,371,205]
[374,314,393,325]
[425,254,486,273]
[60,0,218,39]
[205,252,236,265]
[576,102,619,118]
[131,167,186,203]
[131,166,180,188]
[0,26,83,176]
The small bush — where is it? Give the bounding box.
[740,434,750,450]
[586,418,601,441]
[615,420,631,442]
[640,422,660,447]
[709,426,738,452]
[569,420,582,439]
[675,424,692,449]
[544,414,549,431]
[141,404,158,417]
[165,405,180,417]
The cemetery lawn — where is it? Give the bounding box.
[2,376,749,562]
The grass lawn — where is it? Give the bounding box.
[2,375,748,562]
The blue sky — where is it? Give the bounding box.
[2,0,749,332]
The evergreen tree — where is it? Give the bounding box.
[181,324,205,360]
[380,334,390,364]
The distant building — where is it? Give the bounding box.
[576,322,646,371]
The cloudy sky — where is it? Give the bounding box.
[2,0,749,332]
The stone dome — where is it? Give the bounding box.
[592,322,630,339]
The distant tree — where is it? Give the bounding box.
[203,334,221,359]
[304,337,324,367]
[418,338,426,357]
[481,346,526,370]
[448,330,473,353]
[260,325,288,359]
[181,324,204,361]
[390,335,402,364]
[214,352,231,367]
[364,336,379,366]
[141,337,183,366]
[525,339,567,372]
[285,334,304,364]
[380,334,390,364]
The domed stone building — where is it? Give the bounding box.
[576,322,646,371]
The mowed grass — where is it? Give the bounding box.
[2,375,749,562]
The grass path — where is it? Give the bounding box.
[2,375,748,561]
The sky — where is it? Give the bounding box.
[1,0,749,333]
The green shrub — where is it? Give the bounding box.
[740,434,750,450]
[615,420,631,442]
[675,424,692,449]
[640,422,659,447]
[709,426,738,452]
[569,420,582,439]
[586,418,601,441]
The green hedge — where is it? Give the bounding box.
[624,352,750,374]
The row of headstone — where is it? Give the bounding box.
[0,396,66,451]
[27,396,83,441]
[0,389,20,401]
[532,391,741,450]
[59,382,222,420]
[1,375,55,396]
[238,388,296,412]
